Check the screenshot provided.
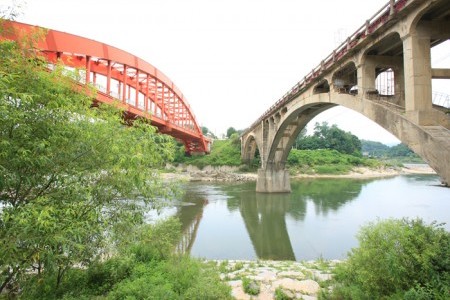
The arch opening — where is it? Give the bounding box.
[332,62,357,95]
[313,79,330,94]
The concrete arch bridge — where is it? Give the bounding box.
[241,0,450,192]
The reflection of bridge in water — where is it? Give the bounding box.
[227,179,367,260]
[175,179,369,260]
[175,192,208,254]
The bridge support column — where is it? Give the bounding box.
[402,29,433,125]
[256,165,291,193]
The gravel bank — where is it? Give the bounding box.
[213,259,340,300]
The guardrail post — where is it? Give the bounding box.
[389,0,395,15]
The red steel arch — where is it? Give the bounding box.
[2,20,210,154]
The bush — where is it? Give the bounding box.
[330,218,450,299]
[242,277,260,295]
[19,218,231,299]
[109,257,231,300]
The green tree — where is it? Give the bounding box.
[331,218,450,299]
[361,139,390,157]
[295,122,361,155]
[388,143,415,157]
[293,128,307,149]
[226,126,237,138]
[0,31,175,293]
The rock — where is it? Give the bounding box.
[297,279,321,295]
[272,278,320,295]
[228,280,251,300]
[277,270,305,280]
[254,270,277,282]
[313,271,332,281]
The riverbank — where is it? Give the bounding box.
[213,259,339,300]
[163,164,436,182]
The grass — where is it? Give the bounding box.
[287,149,381,175]
[174,138,386,176]
[175,138,241,168]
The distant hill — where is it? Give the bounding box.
[361,140,423,163]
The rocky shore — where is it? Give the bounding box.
[213,259,339,300]
[163,164,436,183]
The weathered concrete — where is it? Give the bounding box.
[242,0,450,191]
[256,166,291,193]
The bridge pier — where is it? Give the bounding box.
[256,165,291,193]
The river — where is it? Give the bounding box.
[153,174,449,261]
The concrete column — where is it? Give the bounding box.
[394,64,405,107]
[402,30,433,124]
[358,56,377,95]
[256,164,291,193]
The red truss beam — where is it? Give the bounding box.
[2,20,210,154]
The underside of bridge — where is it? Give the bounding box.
[242,0,450,192]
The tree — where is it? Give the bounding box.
[332,218,450,299]
[201,126,217,139]
[226,127,237,138]
[0,30,175,292]
[295,122,361,155]
[388,143,416,157]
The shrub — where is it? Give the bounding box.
[275,287,293,299]
[242,276,260,295]
[331,218,450,299]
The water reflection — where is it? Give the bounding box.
[175,189,209,254]
[237,191,296,260]
[290,178,371,216]
[224,179,368,260]
[173,176,447,261]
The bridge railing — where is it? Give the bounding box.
[245,0,410,133]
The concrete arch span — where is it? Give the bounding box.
[246,91,450,192]
[242,0,450,192]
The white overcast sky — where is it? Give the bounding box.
[3,0,449,144]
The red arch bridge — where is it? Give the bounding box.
[2,20,210,154]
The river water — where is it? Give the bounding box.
[156,174,449,261]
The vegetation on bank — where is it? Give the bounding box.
[173,126,382,175]
[362,140,424,164]
[173,133,242,168]
[287,149,380,175]
[323,218,450,300]
[18,219,231,300]
[0,23,229,298]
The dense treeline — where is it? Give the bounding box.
[294,122,362,156]
[361,140,421,160]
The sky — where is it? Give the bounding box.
[2,0,449,144]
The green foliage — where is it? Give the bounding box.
[177,138,242,167]
[226,126,237,138]
[275,287,293,300]
[287,149,380,175]
[201,126,217,139]
[330,218,450,299]
[109,257,231,300]
[295,122,361,155]
[121,218,182,262]
[19,219,231,299]
[361,139,390,157]
[0,35,175,293]
[361,140,423,163]
[242,277,260,295]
